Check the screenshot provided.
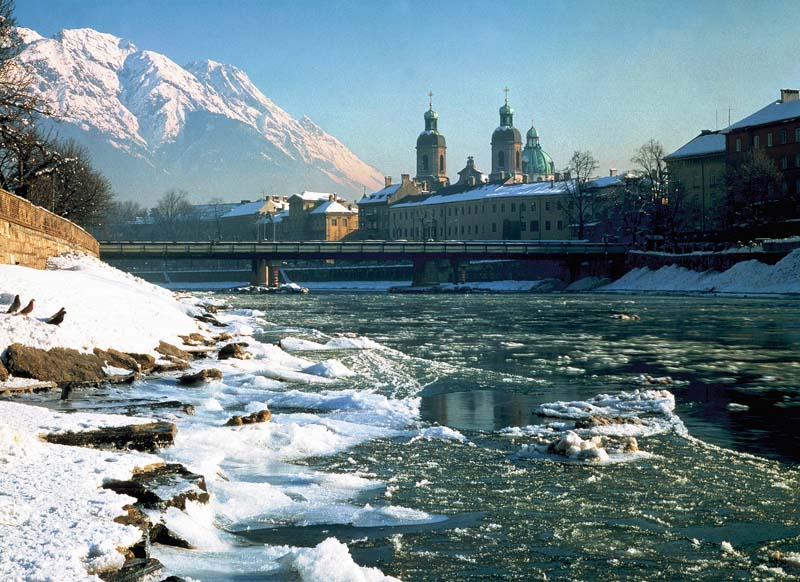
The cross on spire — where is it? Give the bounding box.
[504,86,509,104]
[428,90,434,109]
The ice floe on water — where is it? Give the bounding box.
[502,389,685,464]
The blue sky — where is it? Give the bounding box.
[16,0,800,180]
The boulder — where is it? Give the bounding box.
[125,353,157,373]
[114,505,151,559]
[4,343,106,386]
[104,463,209,511]
[0,358,7,382]
[226,409,272,426]
[178,368,223,385]
[195,313,226,327]
[43,421,177,452]
[178,333,214,347]
[94,348,141,373]
[218,342,251,360]
[152,356,190,374]
[214,332,233,343]
[155,341,192,361]
[99,558,163,582]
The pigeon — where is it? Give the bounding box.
[15,299,34,316]
[5,294,20,314]
[45,307,66,326]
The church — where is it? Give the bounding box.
[358,91,569,242]
[413,90,557,191]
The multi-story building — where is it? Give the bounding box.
[389,180,572,241]
[664,130,727,232]
[357,175,421,239]
[284,191,358,241]
[723,89,800,219]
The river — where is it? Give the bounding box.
[41,293,800,580]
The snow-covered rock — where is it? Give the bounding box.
[17,27,383,203]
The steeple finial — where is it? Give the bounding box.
[428,90,434,109]
[504,86,509,104]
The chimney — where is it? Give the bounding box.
[401,173,410,186]
[550,177,555,187]
[609,168,617,176]
[328,194,334,201]
[384,176,392,188]
[780,89,799,103]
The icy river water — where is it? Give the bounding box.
[45,293,800,580]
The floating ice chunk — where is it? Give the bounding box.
[351,504,443,527]
[414,425,467,442]
[551,431,610,462]
[303,359,355,378]
[281,335,384,352]
[279,537,401,581]
[160,501,231,550]
[727,403,750,412]
[720,540,740,556]
[280,337,327,352]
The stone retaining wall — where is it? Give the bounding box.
[0,189,99,268]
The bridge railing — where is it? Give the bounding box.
[99,240,628,257]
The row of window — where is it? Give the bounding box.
[329,218,349,227]
[392,200,562,222]
[497,150,522,171]
[420,154,445,173]
[735,127,800,152]
[392,219,566,239]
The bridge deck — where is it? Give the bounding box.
[99,240,630,261]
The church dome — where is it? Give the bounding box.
[417,131,446,148]
[523,146,554,175]
[491,125,521,144]
[526,125,539,140]
[499,102,513,116]
[424,108,438,121]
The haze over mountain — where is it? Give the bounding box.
[17,27,384,205]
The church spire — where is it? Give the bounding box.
[499,87,514,127]
[423,90,438,132]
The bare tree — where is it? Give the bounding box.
[631,139,668,204]
[152,189,195,239]
[724,150,786,230]
[608,175,649,245]
[562,150,599,240]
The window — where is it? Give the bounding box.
[448,207,451,216]
[767,132,773,147]
[520,203,526,213]
[342,219,348,227]
[467,206,471,215]
[557,201,562,210]
[796,128,800,143]
[516,151,521,171]
[796,179,800,194]
[331,218,338,226]
[735,138,741,152]
[782,155,789,170]
[545,201,551,211]
[531,202,536,211]
[439,155,444,172]
[530,220,539,231]
[782,181,788,194]
[557,220,564,230]
[461,207,465,215]
[501,203,505,212]
[467,225,471,234]
[795,153,800,168]
[422,154,429,171]
[545,221,551,231]
[461,225,465,235]
[780,129,788,145]
[498,150,505,168]
[511,203,516,212]
[492,222,497,232]
[753,135,760,148]
[492,204,497,213]
[520,221,527,231]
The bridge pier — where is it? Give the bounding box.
[251,259,269,286]
[412,258,455,286]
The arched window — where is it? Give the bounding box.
[422,154,429,171]
[498,150,505,168]
[439,155,444,172]
[516,151,521,170]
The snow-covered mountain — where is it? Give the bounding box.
[17,27,384,205]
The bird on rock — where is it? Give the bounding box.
[15,299,34,316]
[45,307,66,326]
[5,294,20,314]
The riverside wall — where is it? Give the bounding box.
[0,189,99,269]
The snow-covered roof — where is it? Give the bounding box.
[724,98,800,132]
[221,200,269,219]
[257,209,289,223]
[292,191,334,202]
[358,183,402,205]
[310,200,355,215]
[391,180,572,209]
[586,175,625,189]
[665,132,726,160]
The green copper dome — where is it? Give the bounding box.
[526,125,539,140]
[499,102,513,116]
[424,107,438,121]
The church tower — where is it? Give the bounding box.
[522,121,555,181]
[489,88,522,183]
[415,92,448,191]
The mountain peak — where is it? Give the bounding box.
[18,26,384,203]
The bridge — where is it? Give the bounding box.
[99,240,630,286]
